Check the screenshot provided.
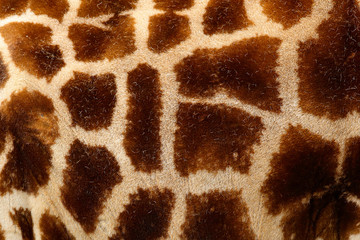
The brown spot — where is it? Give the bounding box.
[10,208,34,240]
[124,64,162,172]
[0,90,59,194]
[29,0,69,21]
[343,137,360,198]
[175,36,282,112]
[0,0,69,20]
[110,188,174,240]
[0,225,4,240]
[61,139,121,233]
[281,190,360,240]
[203,0,252,35]
[153,0,194,11]
[181,190,255,240]
[261,0,313,28]
[61,72,117,131]
[0,113,7,154]
[69,15,136,61]
[40,212,75,240]
[261,125,339,214]
[0,54,9,88]
[0,0,28,19]
[298,0,360,119]
[78,0,137,17]
[148,12,190,53]
[0,22,65,81]
[174,103,264,176]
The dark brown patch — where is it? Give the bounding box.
[148,12,190,53]
[69,15,136,61]
[124,64,162,172]
[61,72,117,131]
[0,225,4,240]
[0,53,9,88]
[181,190,255,240]
[0,0,69,20]
[175,36,282,112]
[0,113,7,154]
[10,208,34,240]
[0,90,59,195]
[29,0,69,21]
[174,103,264,176]
[203,0,252,35]
[0,0,28,19]
[40,212,75,240]
[78,0,137,17]
[61,139,121,233]
[261,125,339,214]
[343,137,360,198]
[0,22,65,81]
[153,0,194,11]
[298,0,360,119]
[110,188,174,240]
[281,189,360,240]
[261,0,313,28]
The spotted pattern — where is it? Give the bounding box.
[61,72,117,131]
[181,190,255,240]
[60,140,121,233]
[203,0,252,35]
[298,0,360,119]
[174,103,264,176]
[262,125,360,240]
[77,0,137,17]
[69,15,136,61]
[261,0,314,28]
[10,208,34,240]
[153,0,193,11]
[0,90,59,195]
[110,188,175,240]
[0,54,8,88]
[175,36,282,112]
[0,0,69,21]
[124,64,163,172]
[148,12,190,53]
[40,212,75,240]
[0,22,65,81]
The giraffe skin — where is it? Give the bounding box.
[0,0,359,239]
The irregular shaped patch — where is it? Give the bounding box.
[174,103,264,176]
[0,0,69,20]
[175,36,282,112]
[281,190,360,240]
[0,22,65,81]
[0,113,7,154]
[261,0,313,28]
[298,0,360,119]
[261,125,360,239]
[0,90,59,195]
[203,0,252,35]
[0,54,9,88]
[78,0,137,17]
[148,12,190,53]
[124,64,162,172]
[29,0,69,21]
[40,212,75,240]
[110,188,174,240]
[343,137,360,198]
[154,0,194,11]
[181,190,255,240]
[61,139,121,233]
[0,0,28,19]
[261,125,339,214]
[0,225,4,240]
[10,208,34,240]
[69,15,136,61]
[61,72,117,131]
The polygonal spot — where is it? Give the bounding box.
[10,208,34,240]
[78,0,137,17]
[61,72,117,131]
[40,212,75,240]
[174,103,264,176]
